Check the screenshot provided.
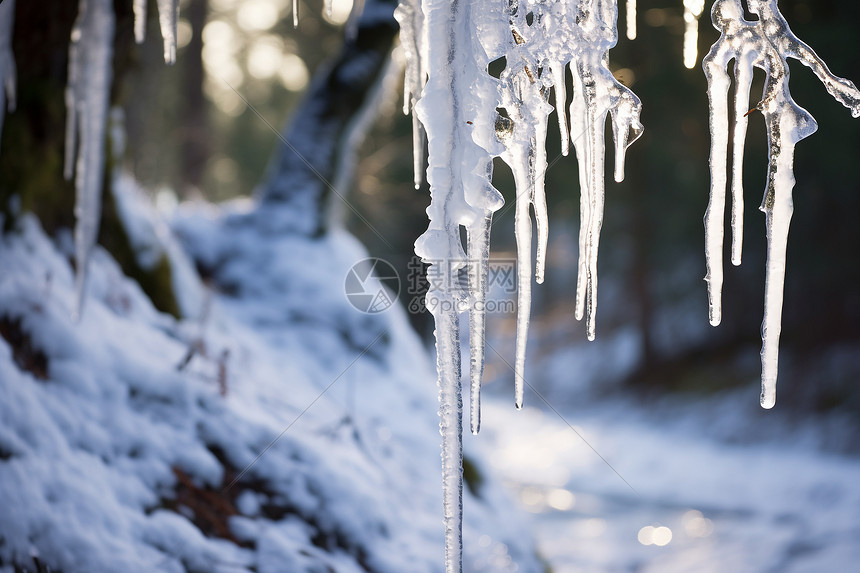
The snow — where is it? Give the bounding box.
[482,393,860,573]
[0,0,16,156]
[0,184,541,572]
[702,0,860,408]
[474,292,860,573]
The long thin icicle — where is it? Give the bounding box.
[65,0,115,318]
[626,0,636,41]
[703,0,860,408]
[0,0,16,157]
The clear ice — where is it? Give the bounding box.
[703,0,860,408]
[402,0,640,570]
[64,0,115,318]
[156,0,179,64]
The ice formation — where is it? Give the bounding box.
[626,0,636,40]
[683,0,706,69]
[64,0,115,317]
[156,0,180,64]
[133,0,147,43]
[703,0,860,408]
[0,0,16,155]
[393,0,427,189]
[63,0,180,318]
[131,0,179,64]
[402,0,640,570]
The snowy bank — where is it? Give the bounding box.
[0,180,540,573]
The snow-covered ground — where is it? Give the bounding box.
[473,332,860,573]
[0,178,541,573]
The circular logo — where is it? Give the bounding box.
[344,258,400,314]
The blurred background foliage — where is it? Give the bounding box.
[4,0,860,420]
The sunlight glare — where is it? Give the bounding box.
[247,37,284,79]
[278,53,310,91]
[322,0,353,26]
[238,0,280,31]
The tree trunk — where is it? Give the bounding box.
[257,0,400,236]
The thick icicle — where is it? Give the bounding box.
[412,0,504,565]
[293,0,299,27]
[683,0,706,69]
[702,0,860,408]
[156,0,179,64]
[0,0,16,156]
[133,0,147,44]
[401,0,640,567]
[65,0,115,317]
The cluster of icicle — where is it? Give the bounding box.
[702,0,860,409]
[397,0,642,570]
[63,0,178,317]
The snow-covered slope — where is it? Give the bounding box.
[0,180,539,572]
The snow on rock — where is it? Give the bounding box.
[702,0,860,409]
[0,0,16,157]
[64,0,115,319]
[0,186,540,572]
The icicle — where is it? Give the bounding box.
[0,0,16,157]
[702,0,860,408]
[394,0,428,189]
[683,0,706,69]
[293,0,299,28]
[133,0,147,44]
[566,1,643,341]
[467,213,492,434]
[412,0,505,565]
[156,0,179,64]
[551,63,569,156]
[626,0,637,41]
[65,0,115,318]
[482,0,642,403]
